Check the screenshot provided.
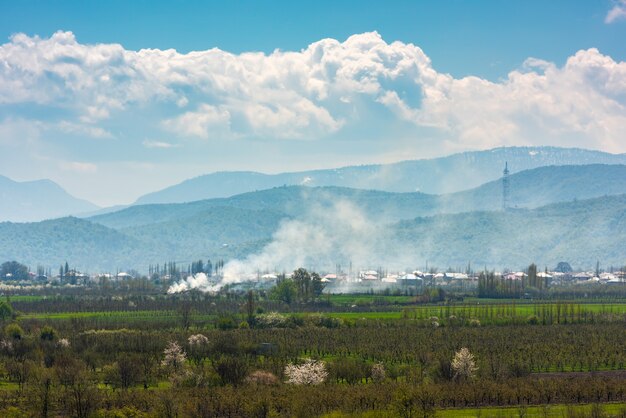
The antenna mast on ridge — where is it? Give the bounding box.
[502,161,510,211]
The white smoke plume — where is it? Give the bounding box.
[222,198,379,281]
[167,192,418,293]
[167,272,219,294]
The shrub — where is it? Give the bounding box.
[4,323,23,340]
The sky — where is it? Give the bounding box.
[0,0,625,206]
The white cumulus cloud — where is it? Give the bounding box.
[0,31,625,152]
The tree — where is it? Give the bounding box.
[527,263,538,289]
[451,347,478,381]
[292,268,312,302]
[284,359,328,385]
[161,341,187,374]
[371,363,386,383]
[0,261,29,281]
[555,262,573,273]
[214,356,249,386]
[245,290,256,324]
[179,303,192,330]
[191,259,204,275]
[28,367,53,418]
[116,356,143,389]
[270,279,297,304]
[187,334,209,364]
[311,272,325,298]
[0,300,14,322]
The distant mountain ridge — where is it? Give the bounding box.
[2,156,626,271]
[1,194,624,272]
[134,147,626,204]
[0,175,99,222]
[92,164,626,229]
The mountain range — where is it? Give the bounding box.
[2,146,625,222]
[89,164,626,229]
[1,162,625,272]
[134,146,626,204]
[0,175,99,222]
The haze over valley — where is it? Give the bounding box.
[1,147,625,273]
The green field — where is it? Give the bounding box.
[325,294,416,305]
[17,302,626,325]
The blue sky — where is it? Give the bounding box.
[1,0,625,205]
[2,1,623,79]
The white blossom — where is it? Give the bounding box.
[0,339,13,352]
[284,359,328,385]
[162,341,187,371]
[57,338,71,348]
[187,334,209,346]
[257,312,288,328]
[371,363,386,383]
[451,347,478,380]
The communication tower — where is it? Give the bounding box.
[502,162,510,210]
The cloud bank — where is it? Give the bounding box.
[1,31,625,154]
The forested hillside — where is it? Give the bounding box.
[1,194,624,272]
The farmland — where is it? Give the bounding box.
[0,283,625,417]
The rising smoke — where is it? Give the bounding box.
[167,272,217,294]
[168,192,416,293]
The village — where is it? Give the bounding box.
[2,260,625,294]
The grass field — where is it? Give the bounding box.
[325,294,416,305]
[17,302,626,325]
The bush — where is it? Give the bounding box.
[4,323,23,340]
[216,315,238,330]
[39,326,57,341]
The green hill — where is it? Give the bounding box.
[447,164,626,211]
[393,194,626,270]
[0,217,136,272]
[1,194,624,272]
